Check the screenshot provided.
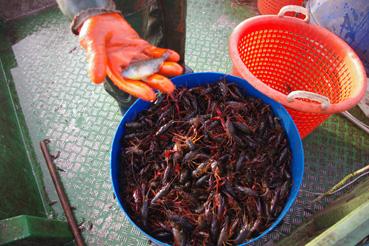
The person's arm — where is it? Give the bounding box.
[56,0,119,34]
[56,0,183,101]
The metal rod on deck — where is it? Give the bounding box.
[40,139,84,246]
[341,111,369,135]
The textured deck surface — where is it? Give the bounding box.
[1,0,369,245]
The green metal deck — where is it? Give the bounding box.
[0,0,368,245]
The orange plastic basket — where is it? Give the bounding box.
[229,6,367,138]
[257,0,304,15]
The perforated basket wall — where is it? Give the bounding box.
[231,16,366,138]
[257,0,304,15]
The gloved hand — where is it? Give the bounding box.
[79,13,183,101]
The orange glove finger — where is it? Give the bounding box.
[159,62,184,77]
[83,37,107,84]
[145,74,176,94]
[107,66,156,102]
[144,47,180,62]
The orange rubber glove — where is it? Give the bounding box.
[79,13,184,101]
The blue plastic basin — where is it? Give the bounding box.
[111,72,304,245]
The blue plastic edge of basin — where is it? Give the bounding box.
[111,72,304,246]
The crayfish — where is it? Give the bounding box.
[120,81,292,245]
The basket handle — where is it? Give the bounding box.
[278,5,310,23]
[287,90,331,110]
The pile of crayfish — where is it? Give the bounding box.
[119,80,292,246]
